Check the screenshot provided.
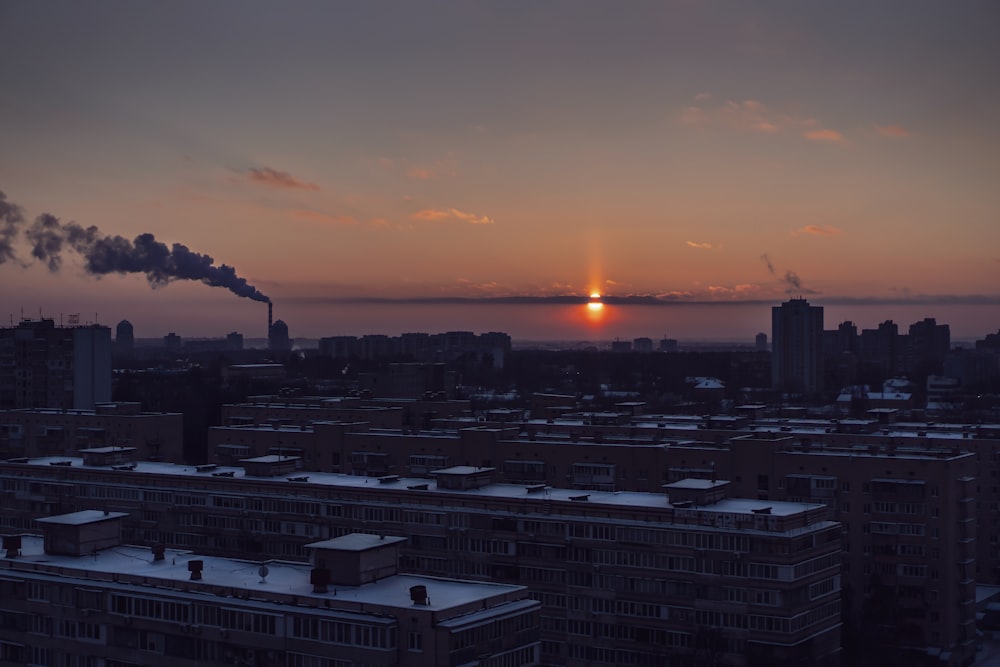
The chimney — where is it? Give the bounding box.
[188,559,203,580]
[152,544,165,562]
[410,584,428,605]
[268,302,273,337]
[2,535,21,558]
[311,567,330,593]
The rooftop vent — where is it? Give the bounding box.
[195,464,218,473]
[311,567,330,593]
[407,483,429,491]
[568,494,589,502]
[410,584,428,605]
[751,507,772,515]
[188,559,204,580]
[287,476,309,483]
[525,484,547,494]
[152,544,165,562]
[2,535,21,558]
[49,460,72,467]
[378,475,400,484]
[212,471,236,478]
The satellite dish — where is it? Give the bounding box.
[258,565,269,583]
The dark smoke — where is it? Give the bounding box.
[6,191,268,302]
[760,253,775,275]
[0,191,23,265]
[761,252,815,295]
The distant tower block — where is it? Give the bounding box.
[115,320,134,358]
[659,338,678,353]
[756,332,768,351]
[772,298,823,394]
[268,306,291,353]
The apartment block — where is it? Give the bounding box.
[0,402,183,462]
[0,319,111,410]
[0,457,842,666]
[0,512,540,666]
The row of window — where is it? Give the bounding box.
[290,616,395,649]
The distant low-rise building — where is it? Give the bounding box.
[0,402,183,461]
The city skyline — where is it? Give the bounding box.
[1,2,999,341]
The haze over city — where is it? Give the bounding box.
[1,2,999,341]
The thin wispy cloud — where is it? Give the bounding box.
[708,283,759,296]
[246,167,320,191]
[686,241,713,249]
[792,225,842,237]
[680,96,845,144]
[803,129,846,144]
[876,124,912,138]
[411,208,495,225]
[406,167,436,180]
[290,209,357,225]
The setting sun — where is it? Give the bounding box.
[586,292,605,323]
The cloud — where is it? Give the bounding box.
[246,167,320,191]
[290,209,358,225]
[876,124,912,138]
[681,96,844,143]
[411,208,495,225]
[686,241,713,249]
[792,225,842,237]
[406,167,436,180]
[803,129,845,144]
[760,253,775,275]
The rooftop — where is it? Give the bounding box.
[305,534,407,552]
[8,456,825,519]
[35,510,128,526]
[3,536,528,613]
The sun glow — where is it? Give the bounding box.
[586,292,605,319]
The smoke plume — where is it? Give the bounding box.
[0,191,23,265]
[2,190,268,302]
[783,270,802,292]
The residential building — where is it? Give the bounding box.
[0,319,111,410]
[0,402,183,461]
[0,458,842,666]
[772,298,824,395]
[0,512,540,666]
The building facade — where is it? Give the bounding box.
[0,402,183,462]
[772,299,824,395]
[0,457,842,666]
[0,513,540,667]
[0,319,111,410]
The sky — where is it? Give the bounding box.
[1,1,999,342]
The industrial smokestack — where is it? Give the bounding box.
[0,190,268,303]
[268,301,273,335]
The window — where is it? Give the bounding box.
[408,632,423,651]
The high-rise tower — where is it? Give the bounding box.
[771,298,824,395]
